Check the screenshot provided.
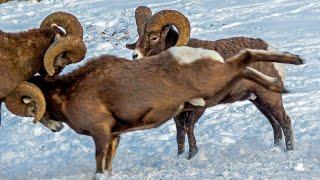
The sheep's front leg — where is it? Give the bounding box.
[92,124,112,174]
[105,135,120,175]
[174,112,187,155]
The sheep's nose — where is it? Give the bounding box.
[132,53,138,59]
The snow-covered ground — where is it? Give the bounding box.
[1,0,320,179]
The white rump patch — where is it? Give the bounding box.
[188,98,206,107]
[267,44,285,81]
[169,46,224,64]
[133,49,144,59]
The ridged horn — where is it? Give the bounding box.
[44,36,86,76]
[135,6,152,36]
[5,81,46,123]
[146,10,190,46]
[40,11,83,39]
[41,12,86,76]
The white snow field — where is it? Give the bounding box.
[1,0,320,179]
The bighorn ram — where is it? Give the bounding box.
[0,11,86,124]
[6,46,303,174]
[126,6,295,158]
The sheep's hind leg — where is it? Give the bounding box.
[251,97,283,146]
[174,112,187,155]
[253,91,293,150]
[186,109,205,159]
[105,135,120,175]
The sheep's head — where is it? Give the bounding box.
[126,6,191,59]
[5,81,46,123]
[5,76,55,124]
[40,11,87,76]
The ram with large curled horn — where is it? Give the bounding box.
[0,11,86,124]
[126,6,295,159]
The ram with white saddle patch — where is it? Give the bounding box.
[6,46,303,176]
[126,6,296,158]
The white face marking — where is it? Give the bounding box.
[169,46,224,64]
[133,49,144,59]
[40,118,64,132]
[188,98,206,107]
[267,45,286,81]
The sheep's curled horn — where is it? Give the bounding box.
[135,6,152,36]
[5,82,46,123]
[41,11,87,76]
[145,9,191,46]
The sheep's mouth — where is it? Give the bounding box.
[40,118,64,132]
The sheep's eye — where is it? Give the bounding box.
[150,36,158,41]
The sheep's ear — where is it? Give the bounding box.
[161,25,172,37]
[126,43,136,50]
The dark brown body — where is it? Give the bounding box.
[126,7,295,158]
[0,28,62,124]
[0,29,60,97]
[176,37,291,158]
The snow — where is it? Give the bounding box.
[1,0,320,179]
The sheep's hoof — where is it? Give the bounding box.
[286,143,294,151]
[274,138,282,146]
[188,147,198,159]
[178,148,185,156]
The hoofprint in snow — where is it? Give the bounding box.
[1,0,320,179]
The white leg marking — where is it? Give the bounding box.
[188,98,206,107]
[169,46,224,64]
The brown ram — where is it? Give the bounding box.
[6,46,303,175]
[0,11,86,124]
[126,6,295,158]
